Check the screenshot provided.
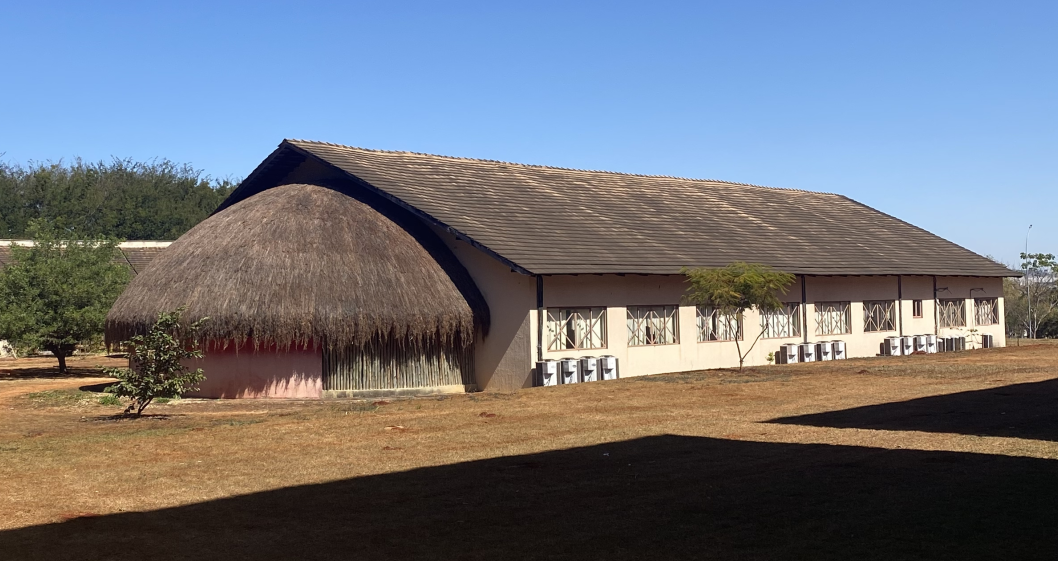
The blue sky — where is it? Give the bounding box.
[1,1,1054,264]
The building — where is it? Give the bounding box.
[106,139,1015,397]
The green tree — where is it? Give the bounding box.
[105,308,207,416]
[1020,252,1057,339]
[0,220,130,372]
[0,158,235,240]
[684,262,796,370]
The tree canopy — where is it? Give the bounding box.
[684,262,796,370]
[0,221,131,372]
[0,158,235,240]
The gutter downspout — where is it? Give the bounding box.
[536,275,544,363]
[801,275,809,343]
[897,276,904,337]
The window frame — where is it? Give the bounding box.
[696,306,743,342]
[974,297,999,326]
[938,298,966,328]
[912,299,923,318]
[626,305,680,346]
[546,307,608,351]
[815,301,852,336]
[760,303,802,339]
[863,300,897,333]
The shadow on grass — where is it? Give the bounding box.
[0,367,113,380]
[770,378,1058,441]
[2,435,1057,560]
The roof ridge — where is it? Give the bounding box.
[285,138,833,196]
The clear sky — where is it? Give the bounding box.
[1,1,1054,265]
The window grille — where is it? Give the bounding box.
[546,307,607,350]
[815,302,851,335]
[863,300,896,332]
[975,298,998,326]
[913,300,923,318]
[627,305,679,346]
[938,299,966,328]
[760,303,801,339]
[696,306,742,342]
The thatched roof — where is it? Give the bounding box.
[105,183,489,349]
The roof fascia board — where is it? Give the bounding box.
[283,142,536,276]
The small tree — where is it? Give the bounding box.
[1020,252,1058,339]
[105,308,207,416]
[0,220,130,373]
[684,262,796,370]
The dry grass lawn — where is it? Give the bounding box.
[2,344,1058,560]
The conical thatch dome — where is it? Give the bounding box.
[106,183,489,350]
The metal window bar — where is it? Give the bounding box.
[760,303,801,339]
[815,302,851,335]
[938,299,966,328]
[627,305,679,346]
[975,298,998,326]
[696,306,742,342]
[546,307,607,350]
[863,300,896,332]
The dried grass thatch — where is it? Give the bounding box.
[105,183,489,349]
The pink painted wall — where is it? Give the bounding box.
[183,342,323,399]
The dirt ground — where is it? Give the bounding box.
[2,345,1058,560]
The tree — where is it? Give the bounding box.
[684,262,796,370]
[1020,252,1057,339]
[105,308,207,416]
[0,220,130,372]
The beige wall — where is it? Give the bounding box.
[444,268,1008,390]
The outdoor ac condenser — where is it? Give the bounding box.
[536,361,558,387]
[981,334,994,349]
[883,336,901,356]
[913,335,928,353]
[799,342,816,362]
[777,344,799,364]
[926,334,938,354]
[579,357,599,382]
[831,341,847,360]
[900,336,914,356]
[816,342,833,361]
[600,355,619,380]
[560,358,579,384]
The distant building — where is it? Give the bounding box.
[106,140,1016,398]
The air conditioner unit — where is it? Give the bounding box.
[777,343,799,364]
[831,341,847,360]
[926,334,938,354]
[816,342,833,361]
[883,336,901,356]
[560,358,579,384]
[981,334,994,349]
[957,336,966,351]
[913,335,928,353]
[536,361,558,387]
[599,355,619,380]
[900,336,913,356]
[579,357,599,382]
[799,342,816,362]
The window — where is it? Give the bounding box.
[975,298,998,326]
[815,302,851,335]
[760,303,801,339]
[863,300,896,332]
[913,300,923,318]
[938,299,966,328]
[627,306,679,346]
[547,308,607,350]
[696,306,742,342]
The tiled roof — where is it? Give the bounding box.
[221,139,1016,277]
[0,241,171,276]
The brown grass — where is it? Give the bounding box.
[2,345,1058,559]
